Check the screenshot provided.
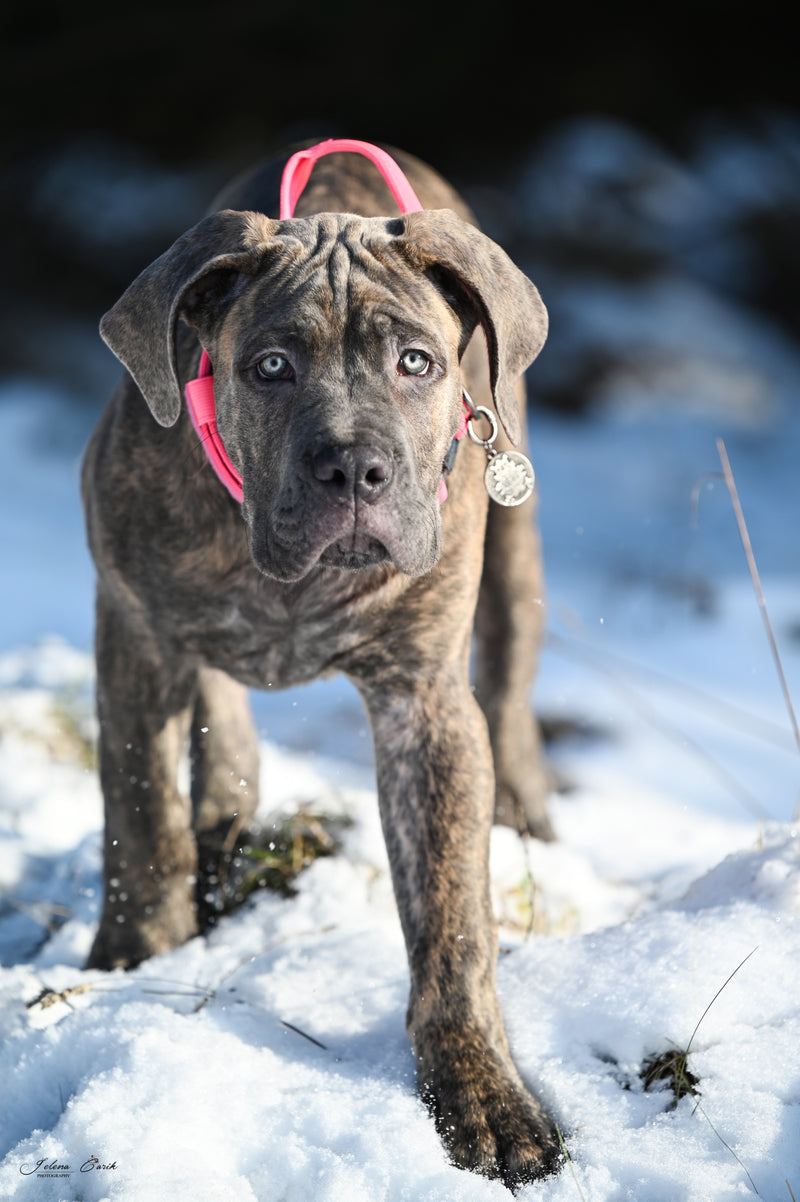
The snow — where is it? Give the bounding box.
[2,121,800,1199]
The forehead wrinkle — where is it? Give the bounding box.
[238,217,459,370]
[328,238,352,313]
[235,273,338,358]
[356,272,461,360]
[287,230,391,356]
[273,222,361,337]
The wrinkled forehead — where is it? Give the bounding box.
[236,211,463,347]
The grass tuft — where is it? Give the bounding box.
[49,692,97,769]
[236,807,348,900]
[641,1047,700,1109]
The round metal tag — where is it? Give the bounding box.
[484,450,535,507]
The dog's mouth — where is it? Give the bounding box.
[247,491,440,583]
[318,533,391,571]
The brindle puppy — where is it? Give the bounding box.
[83,144,558,1185]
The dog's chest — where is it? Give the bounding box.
[163,563,399,691]
[183,604,337,688]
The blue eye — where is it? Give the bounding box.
[399,350,429,376]
[256,353,293,380]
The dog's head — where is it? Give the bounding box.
[100,208,547,582]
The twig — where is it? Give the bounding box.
[281,1020,328,1050]
[140,986,213,1000]
[192,923,337,1012]
[7,899,71,930]
[26,982,93,1010]
[716,439,800,783]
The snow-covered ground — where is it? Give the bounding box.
[1,118,800,1199]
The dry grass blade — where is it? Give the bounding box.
[685,946,758,1067]
[641,949,757,1112]
[547,630,771,821]
[695,1102,760,1196]
[716,439,800,791]
[547,630,795,753]
[689,949,760,1193]
[555,1124,586,1201]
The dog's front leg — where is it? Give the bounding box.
[88,599,199,970]
[360,675,559,1187]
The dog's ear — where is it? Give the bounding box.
[392,209,547,446]
[99,210,283,426]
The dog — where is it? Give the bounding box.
[83,139,558,1186]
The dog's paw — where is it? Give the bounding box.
[195,820,257,930]
[493,780,555,842]
[418,1041,561,1189]
[488,712,556,841]
[87,905,198,970]
[87,926,153,971]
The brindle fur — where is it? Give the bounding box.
[83,146,558,1186]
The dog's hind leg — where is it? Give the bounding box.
[473,379,554,840]
[88,598,199,969]
[190,666,260,925]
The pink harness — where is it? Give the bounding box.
[184,138,468,505]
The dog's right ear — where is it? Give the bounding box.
[99,210,283,427]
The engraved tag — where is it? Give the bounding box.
[484,450,535,507]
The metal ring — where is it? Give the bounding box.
[466,405,498,447]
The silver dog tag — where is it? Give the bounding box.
[484,449,535,507]
[464,396,535,508]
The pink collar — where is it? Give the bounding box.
[185,350,242,501]
[184,139,463,505]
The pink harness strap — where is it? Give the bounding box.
[280,138,423,219]
[184,139,462,505]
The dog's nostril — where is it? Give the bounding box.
[312,446,393,498]
[312,450,342,485]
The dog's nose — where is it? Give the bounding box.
[311,445,393,501]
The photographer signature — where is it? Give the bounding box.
[20,1154,117,1176]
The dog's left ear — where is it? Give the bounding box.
[391,209,547,446]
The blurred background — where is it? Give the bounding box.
[1,0,799,668]
[2,0,797,401]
